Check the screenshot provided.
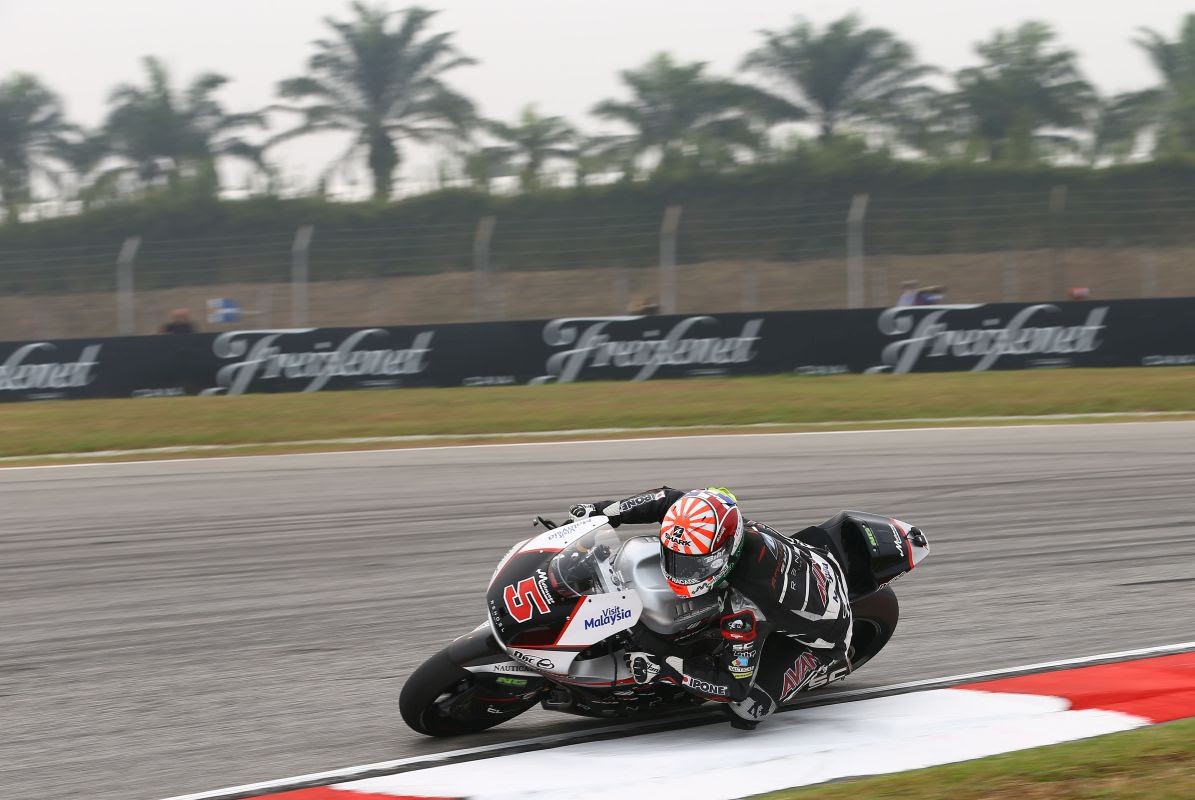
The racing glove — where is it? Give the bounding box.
[624,652,662,684]
[569,503,598,519]
[569,501,617,522]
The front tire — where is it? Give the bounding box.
[400,647,538,737]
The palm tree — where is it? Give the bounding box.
[455,142,513,192]
[593,52,789,177]
[1133,14,1195,156]
[951,22,1095,162]
[104,56,264,191]
[879,91,961,160]
[1083,93,1151,165]
[742,14,934,143]
[485,106,575,190]
[0,73,73,221]
[52,129,118,208]
[275,3,476,200]
[573,133,634,186]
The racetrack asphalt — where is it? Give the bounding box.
[4,422,1194,800]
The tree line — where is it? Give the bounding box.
[2,2,1195,221]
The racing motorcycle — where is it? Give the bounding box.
[400,511,929,736]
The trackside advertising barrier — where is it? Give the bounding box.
[1,298,1192,401]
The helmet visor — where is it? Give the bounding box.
[661,547,729,586]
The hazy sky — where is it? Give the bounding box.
[2,0,1192,196]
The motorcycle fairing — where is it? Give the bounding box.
[613,536,724,636]
[485,516,643,680]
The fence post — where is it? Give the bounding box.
[847,194,869,309]
[1049,185,1068,299]
[659,205,682,315]
[116,236,141,336]
[291,225,314,327]
[473,215,497,320]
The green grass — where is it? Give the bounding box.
[751,717,1195,800]
[1,368,1193,459]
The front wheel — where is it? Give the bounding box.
[847,586,899,672]
[400,647,539,737]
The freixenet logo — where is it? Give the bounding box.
[0,342,102,392]
[531,315,764,383]
[202,328,434,395]
[866,304,1109,374]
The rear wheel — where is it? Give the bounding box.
[399,648,539,737]
[847,586,899,671]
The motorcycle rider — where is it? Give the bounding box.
[569,487,852,729]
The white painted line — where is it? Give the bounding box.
[156,639,1195,800]
[5,418,1195,474]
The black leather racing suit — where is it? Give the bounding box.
[592,487,853,724]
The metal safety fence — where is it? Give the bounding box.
[1,185,1194,341]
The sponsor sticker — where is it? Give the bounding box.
[665,525,692,548]
[483,662,538,675]
[861,523,880,551]
[780,652,822,700]
[683,676,729,696]
[582,606,633,630]
[534,569,555,606]
[495,676,529,686]
[729,652,754,677]
[618,490,666,514]
[510,650,555,670]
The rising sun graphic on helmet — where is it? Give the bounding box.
[658,488,744,598]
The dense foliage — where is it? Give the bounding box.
[3,4,1195,295]
[3,156,1193,295]
[3,6,1195,219]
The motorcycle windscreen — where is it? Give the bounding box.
[487,550,585,650]
[487,522,641,651]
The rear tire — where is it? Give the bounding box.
[400,647,537,737]
[847,586,899,671]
